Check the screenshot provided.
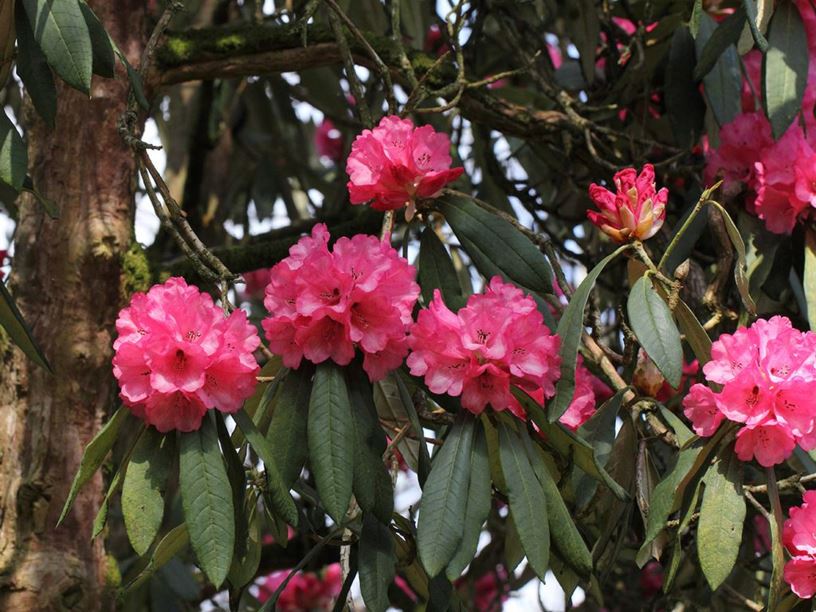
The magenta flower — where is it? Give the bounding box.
[587,164,667,243]
[112,277,260,432]
[262,224,419,381]
[784,491,816,599]
[407,277,560,414]
[682,316,816,466]
[346,116,464,217]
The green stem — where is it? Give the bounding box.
[657,181,723,272]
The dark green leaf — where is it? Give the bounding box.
[419,226,466,310]
[763,1,809,139]
[696,13,742,126]
[550,246,628,420]
[359,513,396,612]
[417,412,476,577]
[0,109,27,191]
[122,524,190,594]
[228,494,263,589]
[308,362,355,524]
[179,416,235,587]
[59,406,130,525]
[496,420,550,580]
[14,5,57,127]
[266,366,311,488]
[438,195,552,294]
[78,1,114,78]
[708,201,756,315]
[627,276,683,388]
[698,449,746,590]
[742,0,769,53]
[122,427,173,556]
[693,8,746,81]
[446,426,491,580]
[0,278,52,372]
[233,408,298,525]
[666,27,706,147]
[673,298,712,365]
[21,0,93,93]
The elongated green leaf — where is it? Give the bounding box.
[551,246,629,420]
[15,6,57,127]
[741,0,769,53]
[523,437,591,578]
[514,387,627,500]
[77,2,114,78]
[446,426,491,580]
[698,450,746,590]
[308,362,355,524]
[122,428,173,556]
[419,226,466,310]
[228,494,263,590]
[215,411,249,564]
[763,1,809,139]
[0,278,52,372]
[0,110,27,192]
[696,13,742,126]
[673,297,712,365]
[233,408,298,525]
[438,195,552,293]
[347,365,393,524]
[708,201,756,315]
[666,26,706,147]
[59,406,130,525]
[497,420,550,580]
[394,373,432,486]
[179,416,235,588]
[359,513,396,612]
[693,8,746,81]
[266,367,311,488]
[22,0,93,93]
[417,412,476,577]
[122,524,190,594]
[628,276,683,388]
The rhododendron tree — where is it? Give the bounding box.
[5,1,816,611]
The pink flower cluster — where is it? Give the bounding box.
[113,277,260,432]
[407,277,561,415]
[784,491,816,599]
[705,0,816,234]
[587,164,668,243]
[346,116,464,216]
[262,223,420,381]
[683,316,816,467]
[256,563,342,610]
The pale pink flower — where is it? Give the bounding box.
[407,277,560,414]
[346,116,464,216]
[784,490,816,598]
[587,164,668,243]
[113,277,260,432]
[262,224,419,381]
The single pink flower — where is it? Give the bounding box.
[256,563,343,610]
[557,357,607,431]
[784,556,816,599]
[113,278,260,432]
[734,420,796,467]
[240,268,272,301]
[587,164,668,243]
[408,277,560,415]
[315,119,344,163]
[683,384,725,437]
[346,116,464,216]
[262,224,419,381]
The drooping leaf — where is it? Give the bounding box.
[77,1,114,78]
[59,406,131,525]
[446,426,492,580]
[697,449,746,590]
[438,195,552,294]
[308,362,355,524]
[122,525,190,594]
[696,12,742,126]
[417,412,476,578]
[233,408,298,525]
[550,245,629,420]
[14,5,57,127]
[763,1,809,139]
[708,201,756,315]
[122,427,173,556]
[266,366,311,488]
[227,493,263,590]
[627,275,683,388]
[741,0,770,53]
[359,513,396,612]
[693,8,746,81]
[418,226,466,310]
[21,0,93,93]
[496,420,550,580]
[179,415,235,588]
[0,110,27,192]
[0,278,52,372]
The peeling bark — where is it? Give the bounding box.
[0,2,146,609]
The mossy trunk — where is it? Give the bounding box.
[0,2,146,609]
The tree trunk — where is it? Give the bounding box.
[0,2,146,609]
